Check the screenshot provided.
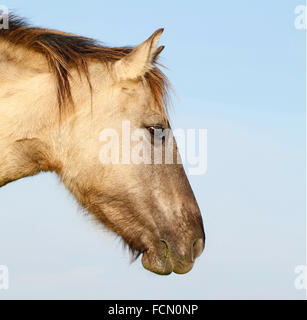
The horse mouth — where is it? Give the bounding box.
[141,241,195,275]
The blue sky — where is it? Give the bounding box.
[0,0,305,299]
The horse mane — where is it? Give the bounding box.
[0,15,170,116]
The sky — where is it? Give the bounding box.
[0,0,305,299]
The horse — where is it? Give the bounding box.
[0,15,205,275]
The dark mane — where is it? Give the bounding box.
[0,15,169,115]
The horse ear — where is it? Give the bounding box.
[153,45,165,61]
[114,28,164,81]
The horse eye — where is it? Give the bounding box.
[147,126,165,138]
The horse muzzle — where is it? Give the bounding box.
[141,236,205,275]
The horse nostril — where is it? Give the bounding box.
[160,240,169,258]
[191,238,204,262]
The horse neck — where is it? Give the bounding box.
[0,43,59,186]
[1,43,59,138]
